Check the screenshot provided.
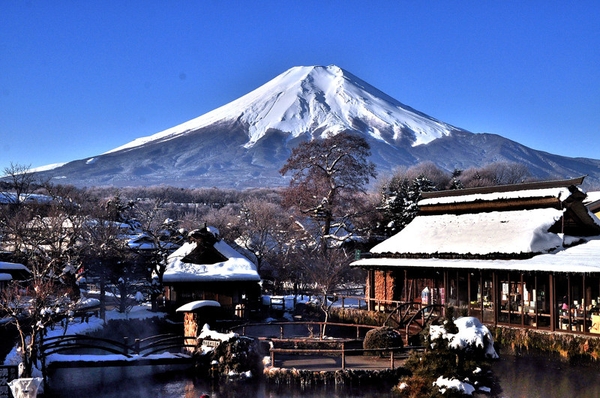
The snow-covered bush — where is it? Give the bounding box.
[194,324,263,379]
[395,309,499,397]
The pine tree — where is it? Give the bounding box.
[379,174,437,236]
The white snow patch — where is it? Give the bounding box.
[371,208,564,256]
[433,375,476,395]
[419,187,571,206]
[430,316,499,359]
[198,323,237,343]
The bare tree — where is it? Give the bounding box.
[280,132,376,253]
[202,203,243,241]
[0,183,86,378]
[460,162,531,188]
[236,198,292,275]
[131,198,186,311]
[1,163,37,206]
[294,247,352,337]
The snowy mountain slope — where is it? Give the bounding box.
[27,65,600,189]
[106,65,463,154]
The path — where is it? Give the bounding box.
[273,353,407,371]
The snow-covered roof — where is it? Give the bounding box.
[0,261,29,272]
[585,191,600,215]
[163,239,260,283]
[418,187,571,207]
[176,300,221,312]
[0,193,54,205]
[353,237,600,273]
[0,273,12,281]
[371,208,564,256]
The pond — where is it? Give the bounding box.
[43,355,600,397]
[492,355,600,398]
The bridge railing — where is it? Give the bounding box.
[39,333,197,358]
[269,343,417,370]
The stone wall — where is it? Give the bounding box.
[492,325,600,364]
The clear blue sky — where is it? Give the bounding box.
[1,1,599,172]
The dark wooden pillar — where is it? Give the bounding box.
[367,269,375,311]
[549,273,555,332]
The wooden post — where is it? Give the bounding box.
[280,326,284,339]
[123,337,128,355]
[270,349,275,368]
[549,273,556,332]
[341,342,346,370]
[135,339,140,354]
[390,349,395,369]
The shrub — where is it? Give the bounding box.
[363,326,403,356]
[198,335,263,379]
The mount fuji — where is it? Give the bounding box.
[34,65,600,188]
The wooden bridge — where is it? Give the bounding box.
[39,333,196,374]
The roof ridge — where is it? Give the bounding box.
[421,176,585,200]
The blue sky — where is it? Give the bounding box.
[1,1,599,173]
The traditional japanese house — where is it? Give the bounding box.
[351,176,600,334]
[162,226,261,318]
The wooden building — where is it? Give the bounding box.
[162,226,261,318]
[352,177,600,334]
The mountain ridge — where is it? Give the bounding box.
[29,65,600,189]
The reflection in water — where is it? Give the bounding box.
[493,355,600,398]
[44,355,600,398]
[44,367,396,398]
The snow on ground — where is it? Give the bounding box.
[2,303,167,369]
[3,291,366,379]
[261,293,365,312]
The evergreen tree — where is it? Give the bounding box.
[379,174,437,236]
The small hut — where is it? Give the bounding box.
[162,226,261,319]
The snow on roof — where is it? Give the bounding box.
[418,187,571,207]
[0,261,29,271]
[584,191,600,205]
[163,240,260,283]
[353,237,600,273]
[371,208,564,256]
[176,300,221,312]
[0,273,12,281]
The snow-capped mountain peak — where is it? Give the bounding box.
[27,65,600,189]
[107,65,460,154]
